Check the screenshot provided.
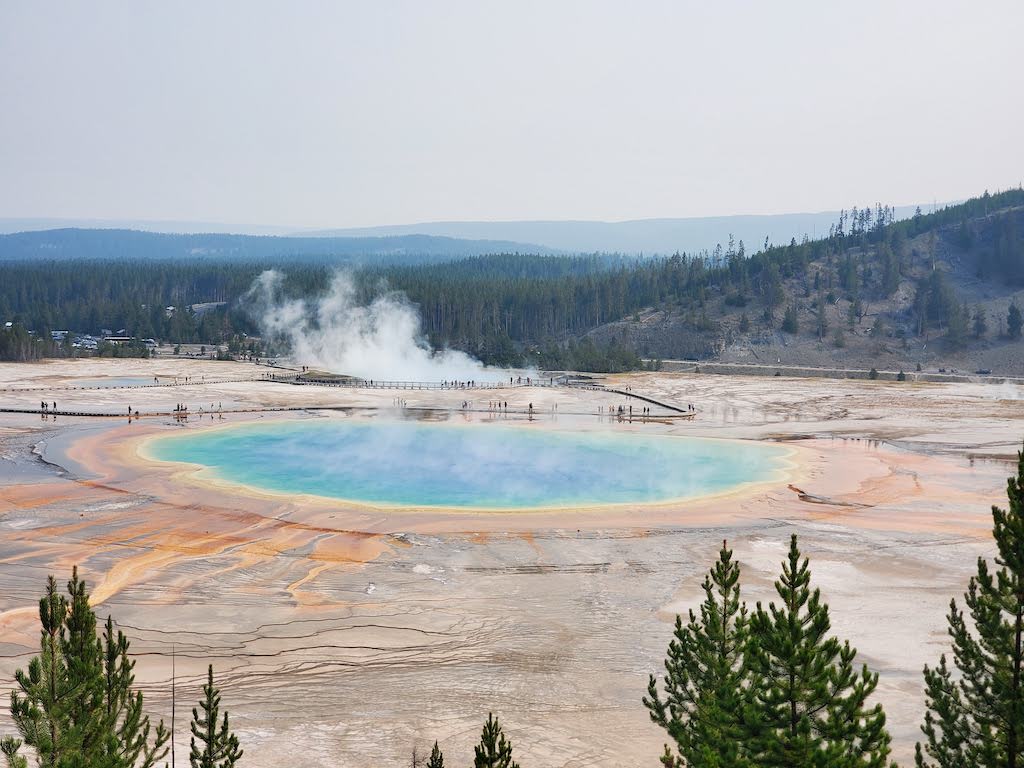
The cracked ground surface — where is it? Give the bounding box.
[1,358,1022,766]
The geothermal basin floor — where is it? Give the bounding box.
[1,357,1023,766]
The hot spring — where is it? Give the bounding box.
[143,419,790,509]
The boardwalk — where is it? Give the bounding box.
[1,371,696,420]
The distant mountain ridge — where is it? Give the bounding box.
[303,205,933,254]
[0,228,555,263]
[0,218,299,236]
[1,204,940,256]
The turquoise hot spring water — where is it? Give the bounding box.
[144,419,790,509]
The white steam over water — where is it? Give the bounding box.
[246,270,492,381]
[990,381,1024,401]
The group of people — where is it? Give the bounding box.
[463,400,521,411]
[169,402,224,421]
[596,404,655,418]
[40,400,56,412]
[596,401,696,416]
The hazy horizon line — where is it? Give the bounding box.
[0,198,960,237]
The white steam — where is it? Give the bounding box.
[246,270,492,381]
[989,381,1024,401]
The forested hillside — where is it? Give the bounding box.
[586,189,1024,371]
[1,189,1022,372]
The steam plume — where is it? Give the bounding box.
[246,270,492,381]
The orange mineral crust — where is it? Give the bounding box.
[1,358,1020,767]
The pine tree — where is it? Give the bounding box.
[782,305,799,334]
[5,576,69,768]
[747,535,893,768]
[644,540,755,767]
[0,740,27,768]
[3,569,168,768]
[815,290,829,341]
[847,297,862,329]
[190,666,242,768]
[61,568,105,765]
[880,244,901,296]
[102,617,167,768]
[974,307,989,339]
[1008,303,1022,340]
[946,302,969,349]
[915,446,1024,768]
[427,741,444,768]
[473,713,519,768]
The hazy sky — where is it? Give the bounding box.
[1,1,1021,228]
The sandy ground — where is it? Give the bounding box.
[2,357,1023,766]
